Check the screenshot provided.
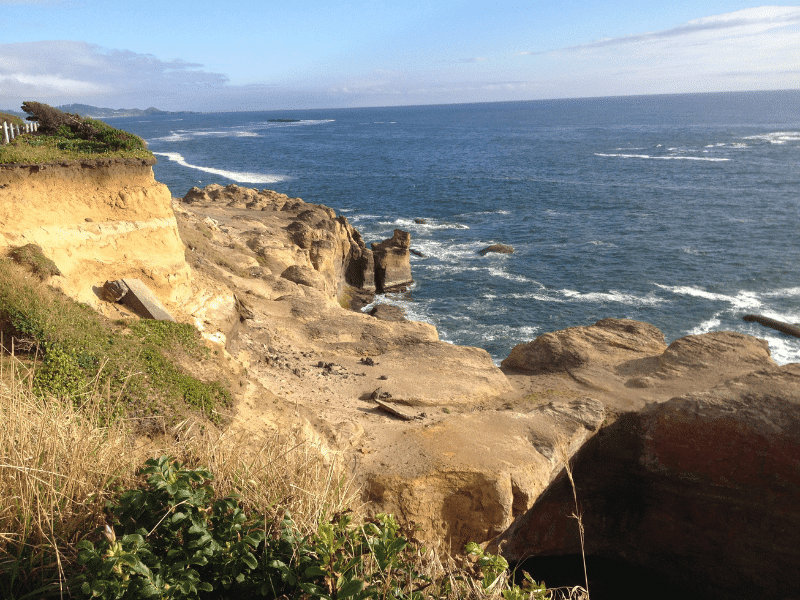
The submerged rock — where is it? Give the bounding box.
[479,244,514,256]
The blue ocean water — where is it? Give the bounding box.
[110,90,800,365]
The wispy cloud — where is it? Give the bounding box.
[515,6,800,96]
[0,41,231,110]
[566,6,800,50]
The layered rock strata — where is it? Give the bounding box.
[0,159,191,306]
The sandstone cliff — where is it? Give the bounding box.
[0,159,191,307]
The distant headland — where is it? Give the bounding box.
[1,104,199,119]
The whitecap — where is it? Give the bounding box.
[152,152,287,184]
[655,284,761,310]
[687,316,722,336]
[383,217,470,230]
[594,153,730,162]
[487,267,535,284]
[742,131,800,144]
[758,335,800,366]
[360,291,433,326]
[559,289,664,306]
[763,287,800,298]
[150,132,191,142]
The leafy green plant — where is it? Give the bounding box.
[0,102,152,164]
[465,543,549,600]
[74,458,436,600]
[76,456,268,599]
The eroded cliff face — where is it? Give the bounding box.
[0,159,191,306]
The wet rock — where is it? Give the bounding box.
[479,244,514,256]
[368,304,407,322]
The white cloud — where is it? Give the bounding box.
[0,41,230,110]
[518,6,800,96]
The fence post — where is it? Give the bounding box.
[2,122,8,145]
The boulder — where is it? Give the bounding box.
[104,278,175,321]
[502,318,666,373]
[496,364,800,600]
[479,244,514,256]
[371,229,413,293]
[363,398,606,553]
[368,304,407,321]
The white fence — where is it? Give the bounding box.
[2,121,39,145]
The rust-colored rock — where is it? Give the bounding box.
[497,364,800,600]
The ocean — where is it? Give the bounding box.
[109,90,800,365]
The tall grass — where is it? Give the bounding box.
[0,354,355,598]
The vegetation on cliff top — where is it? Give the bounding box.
[0,112,24,127]
[0,102,153,164]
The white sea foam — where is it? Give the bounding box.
[656,285,763,311]
[486,267,535,284]
[152,152,287,184]
[441,323,539,345]
[743,131,800,144]
[151,132,191,142]
[559,289,664,306]
[595,153,730,162]
[763,287,800,298]
[411,240,481,263]
[587,240,617,247]
[360,292,433,326]
[386,217,470,230]
[687,316,722,336]
[759,335,800,365]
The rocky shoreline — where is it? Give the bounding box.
[2,165,798,598]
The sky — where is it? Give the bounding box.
[1,1,798,111]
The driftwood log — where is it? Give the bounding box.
[743,314,800,338]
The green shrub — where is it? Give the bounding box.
[74,457,434,600]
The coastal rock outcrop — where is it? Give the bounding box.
[181,184,378,300]
[502,318,666,374]
[371,229,413,292]
[0,159,192,307]
[501,319,778,414]
[496,364,800,600]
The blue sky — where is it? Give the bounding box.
[1,1,798,111]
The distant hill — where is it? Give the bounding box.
[55,104,198,118]
[2,105,198,119]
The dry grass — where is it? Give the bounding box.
[0,353,355,597]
